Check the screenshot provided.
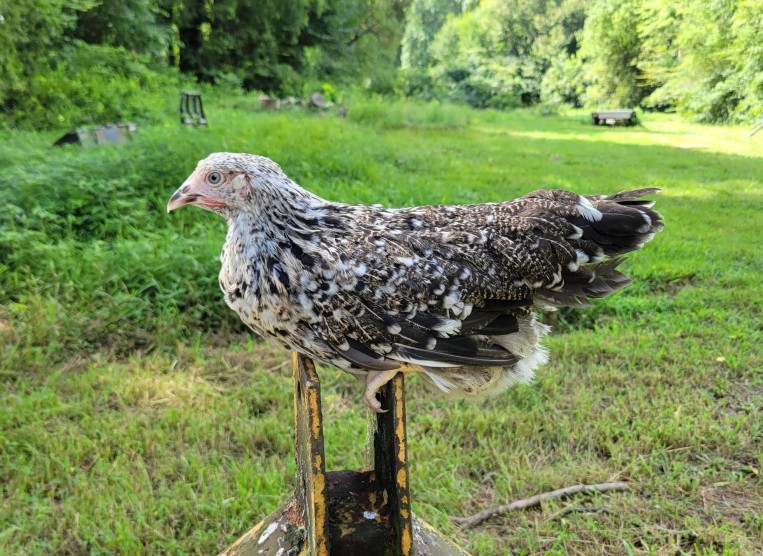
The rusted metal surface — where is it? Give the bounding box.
[293,353,330,555]
[325,469,397,553]
[371,373,413,555]
[218,353,470,556]
[217,497,304,556]
[218,486,468,556]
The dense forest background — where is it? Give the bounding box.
[1,0,762,129]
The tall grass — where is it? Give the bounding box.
[347,94,471,129]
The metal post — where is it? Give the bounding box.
[293,352,330,555]
[218,353,469,556]
[370,372,413,554]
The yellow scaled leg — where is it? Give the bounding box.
[363,369,400,413]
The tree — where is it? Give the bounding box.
[1,0,74,96]
[400,0,466,70]
[0,0,92,109]
[421,0,587,107]
[665,0,763,122]
[635,0,682,110]
[300,0,411,92]
[161,0,409,94]
[73,0,169,59]
[580,0,645,107]
[632,0,763,122]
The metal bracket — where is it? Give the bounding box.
[218,353,469,556]
[180,91,207,126]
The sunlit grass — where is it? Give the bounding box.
[1,98,762,554]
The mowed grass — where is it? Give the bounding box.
[1,99,762,555]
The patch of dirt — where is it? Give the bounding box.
[698,482,763,521]
[726,380,763,413]
[646,273,698,295]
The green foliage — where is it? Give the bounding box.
[662,0,763,123]
[4,0,762,127]
[429,7,527,109]
[1,105,762,554]
[302,0,411,95]
[0,0,183,130]
[74,0,169,59]
[540,53,588,108]
[397,0,762,123]
[400,0,466,70]
[163,0,409,94]
[578,0,763,122]
[635,0,682,110]
[0,0,410,129]
[580,0,645,108]
[0,0,91,106]
[171,0,316,91]
[401,0,587,109]
[2,43,184,130]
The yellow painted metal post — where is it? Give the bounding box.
[217,353,470,556]
[372,373,414,555]
[293,353,330,555]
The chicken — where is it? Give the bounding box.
[168,152,663,412]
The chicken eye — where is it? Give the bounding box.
[207,171,223,186]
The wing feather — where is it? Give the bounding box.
[297,188,661,371]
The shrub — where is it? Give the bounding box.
[0,43,185,130]
[0,122,239,371]
[540,54,588,108]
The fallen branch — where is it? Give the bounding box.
[451,482,630,528]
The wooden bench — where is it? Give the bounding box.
[592,109,637,126]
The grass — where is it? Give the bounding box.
[1,97,762,554]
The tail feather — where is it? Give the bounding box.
[536,189,662,309]
[588,187,661,202]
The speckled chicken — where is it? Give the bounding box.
[168,153,663,412]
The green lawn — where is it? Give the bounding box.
[1,100,762,555]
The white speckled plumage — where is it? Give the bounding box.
[168,153,664,412]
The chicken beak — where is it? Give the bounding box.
[168,182,227,213]
[167,185,195,212]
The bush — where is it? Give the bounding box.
[437,58,526,110]
[396,69,445,102]
[0,123,242,371]
[0,43,185,130]
[540,54,588,108]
